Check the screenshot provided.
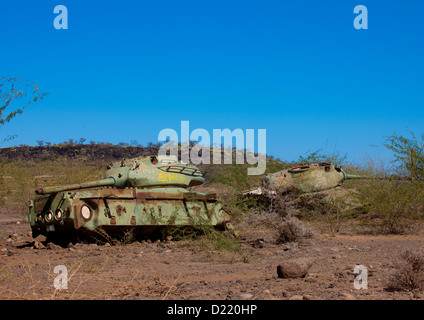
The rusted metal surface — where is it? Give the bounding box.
[115,205,126,216]
[245,162,372,195]
[27,155,232,239]
[273,162,368,193]
[35,178,116,195]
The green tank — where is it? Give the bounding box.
[243,162,369,195]
[27,155,232,241]
[263,162,366,193]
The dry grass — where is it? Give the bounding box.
[274,215,315,244]
[357,180,424,234]
[386,249,424,292]
[0,248,187,300]
[0,158,107,215]
[241,211,314,244]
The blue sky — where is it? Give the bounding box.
[1,0,423,164]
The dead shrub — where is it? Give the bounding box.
[275,215,315,244]
[235,184,300,219]
[261,180,301,217]
[241,212,314,244]
[386,249,424,292]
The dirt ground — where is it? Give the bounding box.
[1,208,423,301]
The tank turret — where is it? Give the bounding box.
[244,162,374,195]
[271,162,369,193]
[35,155,205,195]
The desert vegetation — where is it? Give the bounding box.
[0,130,423,300]
[1,129,423,237]
[386,249,424,293]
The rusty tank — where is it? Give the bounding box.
[27,155,232,241]
[243,162,369,195]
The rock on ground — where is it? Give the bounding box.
[277,258,314,279]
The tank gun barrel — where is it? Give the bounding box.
[35,177,116,195]
[343,173,410,181]
[343,173,372,180]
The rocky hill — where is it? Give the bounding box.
[0,144,160,162]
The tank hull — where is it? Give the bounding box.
[27,186,231,239]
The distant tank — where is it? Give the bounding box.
[27,155,232,241]
[243,162,370,195]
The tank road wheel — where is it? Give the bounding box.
[225,221,234,231]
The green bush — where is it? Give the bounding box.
[384,131,424,180]
[357,180,424,234]
[296,147,348,166]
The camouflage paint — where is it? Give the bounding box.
[27,155,232,238]
[263,162,367,193]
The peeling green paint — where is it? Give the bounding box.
[27,155,231,238]
[264,162,369,193]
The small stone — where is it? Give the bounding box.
[281,244,291,251]
[33,241,45,249]
[104,243,111,247]
[34,235,47,242]
[251,239,265,248]
[277,258,314,278]
[27,231,32,237]
[343,294,356,300]
[3,248,13,256]
[240,294,253,299]
[46,242,61,251]
[263,290,270,294]
[289,295,304,300]
[16,221,20,225]
[166,236,173,241]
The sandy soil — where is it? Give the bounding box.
[1,208,423,301]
